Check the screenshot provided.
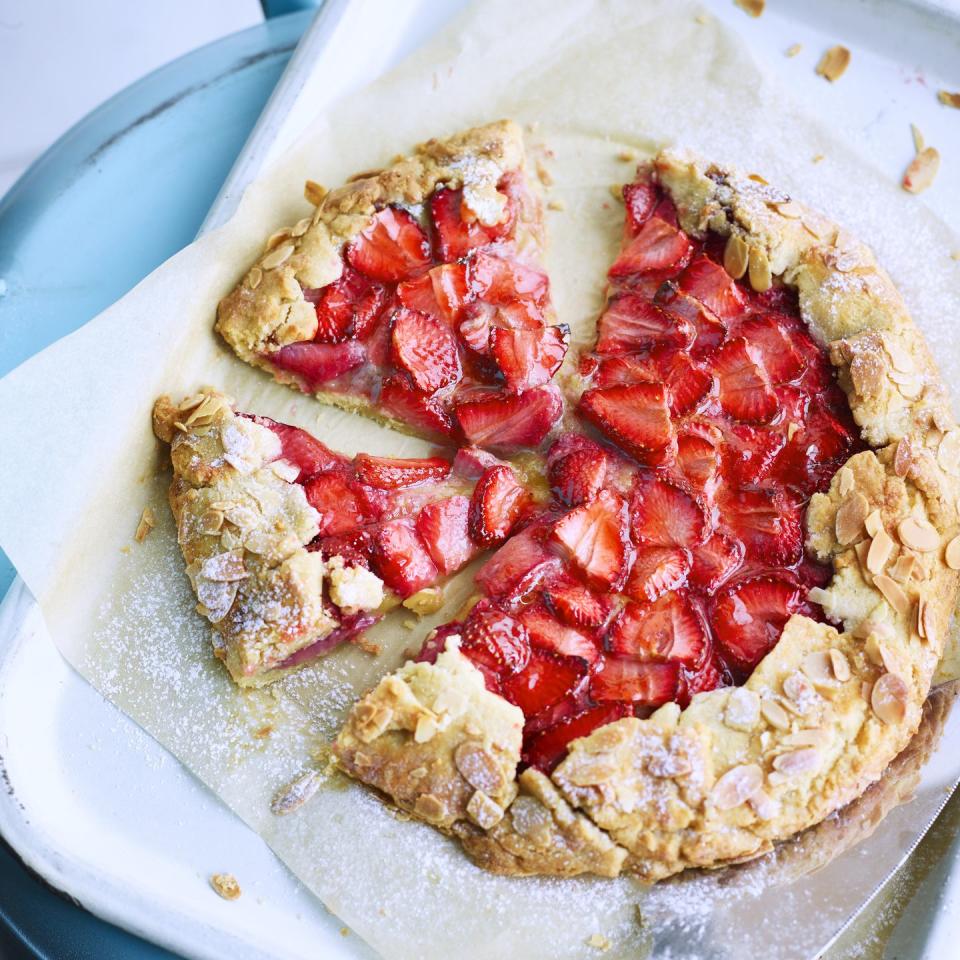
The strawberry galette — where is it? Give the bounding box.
[331,149,960,881]
[216,120,567,451]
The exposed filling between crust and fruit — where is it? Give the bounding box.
[265,172,567,452]
[414,172,863,773]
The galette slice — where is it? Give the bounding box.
[152,390,536,686]
[217,120,567,453]
[333,150,960,882]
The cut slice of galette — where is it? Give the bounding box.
[333,149,960,881]
[152,390,538,686]
[217,120,567,452]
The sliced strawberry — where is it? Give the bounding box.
[771,405,857,494]
[415,495,478,575]
[318,528,373,569]
[546,434,608,507]
[370,517,439,597]
[723,488,803,567]
[429,262,472,321]
[397,274,445,319]
[490,325,568,392]
[739,315,806,384]
[595,295,694,356]
[711,575,803,673]
[469,252,548,305]
[311,267,387,343]
[430,185,515,261]
[676,429,720,490]
[711,337,780,423]
[593,353,659,388]
[543,576,610,629]
[659,350,714,417]
[519,603,600,663]
[347,207,431,282]
[523,702,628,773]
[658,288,727,358]
[455,385,563,452]
[622,179,660,235]
[452,445,507,479]
[469,464,531,546]
[378,375,456,439]
[688,532,744,594]
[625,546,692,603]
[502,650,586,718]
[678,257,747,318]
[263,421,345,480]
[271,340,366,389]
[630,476,708,547]
[608,592,707,666]
[390,308,462,393]
[460,604,530,676]
[724,424,786,487]
[303,471,366,537]
[609,217,693,278]
[550,489,632,591]
[590,658,681,705]
[475,524,562,600]
[579,382,674,466]
[354,454,450,489]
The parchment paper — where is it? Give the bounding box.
[1,2,959,958]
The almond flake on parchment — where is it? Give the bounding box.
[910,124,926,153]
[785,43,802,58]
[938,91,960,109]
[134,506,156,543]
[210,873,241,900]
[902,147,940,194]
[816,45,851,82]
[735,0,765,17]
[304,180,327,205]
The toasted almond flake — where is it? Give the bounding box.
[403,586,445,616]
[783,671,817,709]
[785,43,802,57]
[134,506,156,543]
[750,789,780,820]
[816,45,851,82]
[782,727,828,749]
[937,430,960,474]
[838,467,855,496]
[829,649,851,682]
[270,458,300,483]
[414,793,446,821]
[836,492,869,545]
[897,516,939,553]
[945,535,960,570]
[609,184,624,203]
[616,148,637,162]
[724,688,760,731]
[291,217,312,238]
[414,714,438,743]
[785,421,800,441]
[864,634,899,674]
[210,873,241,900]
[271,770,321,815]
[723,234,749,279]
[261,241,295,271]
[938,90,960,109]
[587,933,612,952]
[536,161,554,187]
[760,698,791,730]
[874,573,912,616]
[911,123,926,153]
[902,147,940,194]
[247,266,263,289]
[884,339,915,373]
[547,199,566,211]
[772,747,820,777]
[200,508,225,535]
[897,376,924,400]
[921,599,937,644]
[466,789,504,829]
[304,179,327,205]
[890,553,917,583]
[774,200,803,219]
[747,245,772,292]
[867,529,895,574]
[893,437,914,477]
[807,586,831,607]
[812,154,825,164]
[916,597,928,639]
[801,651,835,685]
[454,742,504,794]
[735,0,765,16]
[711,763,763,810]
[865,509,884,538]
[871,672,908,725]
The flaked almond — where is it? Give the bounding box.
[724,234,749,279]
[772,747,821,777]
[747,245,772,292]
[867,529,895,574]
[134,506,156,543]
[838,467,855,496]
[210,873,241,900]
[761,698,791,730]
[304,179,327,205]
[897,516,939,553]
[816,45,851,82]
[725,688,760,731]
[896,376,924,400]
[247,266,263,289]
[871,672,908,725]
[917,597,937,644]
[414,793,446,822]
[807,586,832,607]
[783,671,817,711]
[911,124,926,153]
[773,199,803,219]
[893,437,914,477]
[261,241,295,270]
[414,714,438,743]
[750,789,780,820]
[466,789,504,829]
[874,573,912,616]
[785,43,802,57]
[836,492,869,545]
[902,147,940,194]
[271,770,321,815]
[735,0,765,17]
[937,430,960,475]
[884,339,915,373]
[865,509,884,538]
[801,651,835,685]
[454,742,504,794]
[711,763,763,810]
[856,541,873,580]
[889,553,917,583]
[939,91,960,109]
[945,534,960,570]
[829,648,851,682]
[290,217,312,238]
[864,634,899,675]
[782,727,828,749]
[609,184,624,203]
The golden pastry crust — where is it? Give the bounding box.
[333,149,960,880]
[152,390,383,687]
[215,120,541,437]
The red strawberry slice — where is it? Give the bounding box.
[739,315,806,384]
[593,353,659,388]
[271,340,366,389]
[546,434,608,507]
[681,650,726,705]
[550,489,632,591]
[630,476,708,547]
[543,576,610,629]
[659,350,714,417]
[523,702,628,773]
[415,495,478,575]
[723,488,803,567]
[460,605,531,676]
[724,424,786,486]
[455,385,563,452]
[490,324,569,391]
[502,651,586,718]
[609,217,693,278]
[519,603,600,663]
[678,257,747,318]
[370,517,439,597]
[452,445,507,479]
[354,454,450,489]
[688,532,744,594]
[378,375,456,439]
[469,465,532,546]
[430,185,515,261]
[595,294,695,356]
[676,430,720,490]
[262,421,346,481]
[608,592,707,666]
[771,405,857,494]
[397,274,445,319]
[346,206,432,282]
[625,546,692,603]
[622,180,660,235]
[319,528,374,569]
[430,262,472,322]
[711,575,803,672]
[711,337,780,423]
[475,524,563,600]
[590,658,681,705]
[391,308,462,393]
[579,382,674,466]
[658,289,727,358]
[303,471,366,537]
[469,252,548,305]
[311,266,387,343]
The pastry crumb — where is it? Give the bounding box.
[403,586,445,616]
[253,725,273,739]
[353,635,381,656]
[536,161,554,187]
[340,926,350,937]
[938,90,960,109]
[950,251,960,261]
[735,0,765,16]
[209,873,241,900]
[303,179,327,206]
[134,506,156,543]
[547,199,566,211]
[812,153,825,164]
[785,43,802,58]
[616,148,637,162]
[816,45,851,82]
[902,146,940,193]
[586,932,612,952]
[695,13,709,24]
[911,123,925,153]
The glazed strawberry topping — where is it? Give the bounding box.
[272,172,567,449]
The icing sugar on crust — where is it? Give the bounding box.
[333,149,960,880]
